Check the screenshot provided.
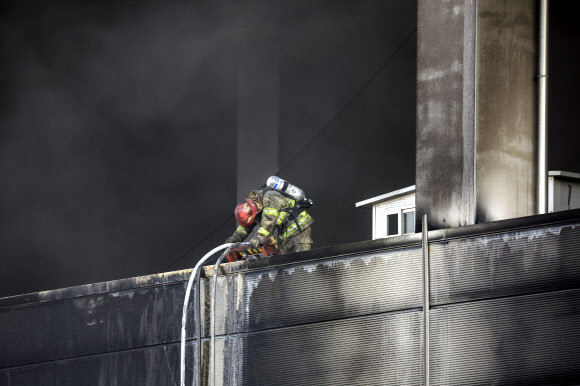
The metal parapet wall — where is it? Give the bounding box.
[0,271,199,385]
[1,210,580,385]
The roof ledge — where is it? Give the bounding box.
[355,185,415,208]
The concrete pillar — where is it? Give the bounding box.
[416,0,537,230]
[236,12,279,202]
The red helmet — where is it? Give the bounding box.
[235,199,258,227]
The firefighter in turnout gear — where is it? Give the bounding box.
[225,188,313,254]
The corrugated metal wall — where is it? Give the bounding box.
[1,211,580,385]
[0,274,199,385]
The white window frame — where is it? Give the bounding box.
[383,207,415,238]
[402,207,416,235]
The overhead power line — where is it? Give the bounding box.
[164,214,234,271]
[276,28,417,176]
[163,28,417,271]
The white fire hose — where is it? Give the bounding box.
[180,243,233,386]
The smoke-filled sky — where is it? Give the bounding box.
[0,0,578,297]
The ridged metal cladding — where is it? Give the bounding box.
[0,280,197,369]
[210,311,423,386]
[0,341,195,386]
[197,247,425,385]
[2,213,580,385]
[430,289,580,385]
[430,223,580,305]
[205,247,423,337]
[204,220,580,385]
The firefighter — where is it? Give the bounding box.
[225,188,313,254]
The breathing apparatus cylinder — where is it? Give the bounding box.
[266,176,305,201]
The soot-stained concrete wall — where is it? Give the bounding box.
[416,0,537,230]
[416,0,477,230]
[475,0,537,222]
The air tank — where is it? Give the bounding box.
[266,176,305,201]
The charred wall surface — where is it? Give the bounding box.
[475,0,537,222]
[416,0,477,230]
[1,210,580,385]
[416,0,538,230]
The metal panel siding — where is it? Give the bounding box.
[208,247,423,337]
[430,290,580,385]
[1,211,580,384]
[215,311,423,386]
[430,222,580,306]
[2,342,196,386]
[0,281,196,368]
[0,269,193,309]
[374,193,415,211]
[0,371,9,386]
[6,364,57,386]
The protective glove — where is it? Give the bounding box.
[249,238,261,248]
[225,236,237,244]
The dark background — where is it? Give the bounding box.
[0,0,578,297]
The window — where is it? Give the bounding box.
[370,192,416,240]
[403,210,415,234]
[381,207,415,238]
[387,213,399,236]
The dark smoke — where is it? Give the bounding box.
[0,0,578,297]
[0,0,239,295]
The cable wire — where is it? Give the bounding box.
[164,28,417,271]
[275,28,417,176]
[180,243,233,386]
[164,214,233,271]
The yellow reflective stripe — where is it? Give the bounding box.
[276,211,288,226]
[295,211,312,227]
[257,227,271,237]
[279,224,298,242]
[235,225,249,236]
[263,207,279,217]
[279,212,312,241]
[276,199,295,227]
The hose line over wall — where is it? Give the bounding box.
[180,243,233,386]
[209,249,232,386]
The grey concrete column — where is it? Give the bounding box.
[236,16,279,202]
[416,0,537,230]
